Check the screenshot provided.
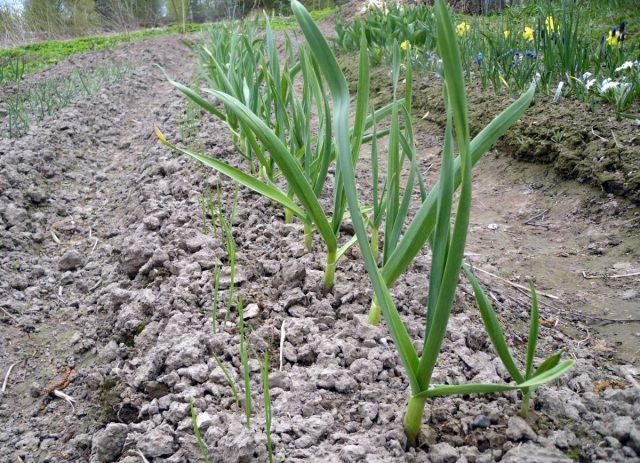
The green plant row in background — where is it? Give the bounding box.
[2,59,134,138]
[0,24,203,84]
[335,0,640,116]
[157,0,574,451]
[163,8,382,292]
[0,7,335,87]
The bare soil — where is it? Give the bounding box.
[0,28,639,463]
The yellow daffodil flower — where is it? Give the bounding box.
[606,29,620,46]
[503,30,510,39]
[400,40,411,51]
[545,16,555,31]
[523,26,534,41]
[456,22,471,36]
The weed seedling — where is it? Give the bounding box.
[463,267,565,418]
[189,397,211,463]
[212,354,240,408]
[237,298,252,429]
[211,263,221,335]
[262,351,274,463]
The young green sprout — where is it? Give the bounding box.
[210,263,220,335]
[463,267,566,418]
[212,354,240,409]
[291,0,574,446]
[189,397,211,463]
[262,351,274,463]
[236,298,252,429]
[219,210,237,309]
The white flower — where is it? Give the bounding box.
[582,72,592,81]
[585,79,596,90]
[600,78,630,93]
[362,0,387,12]
[600,78,617,92]
[615,61,634,72]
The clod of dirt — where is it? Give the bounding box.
[90,423,129,463]
[506,416,537,442]
[58,249,85,271]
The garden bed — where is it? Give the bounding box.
[1,15,640,463]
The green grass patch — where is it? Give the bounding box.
[269,6,335,30]
[1,6,335,83]
[0,23,205,79]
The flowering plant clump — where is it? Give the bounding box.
[606,28,621,46]
[600,78,628,93]
[615,61,636,73]
[522,26,534,42]
[572,60,639,116]
[603,20,627,46]
[456,21,470,36]
[335,3,639,112]
[579,72,597,90]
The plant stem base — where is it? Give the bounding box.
[304,223,313,251]
[403,395,427,448]
[368,298,381,325]
[323,249,336,293]
[519,394,531,418]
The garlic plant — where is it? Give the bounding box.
[292,0,573,445]
[157,16,395,291]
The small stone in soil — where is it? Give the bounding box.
[58,249,85,271]
[137,423,175,458]
[243,303,259,319]
[143,215,160,230]
[428,442,459,463]
[472,414,490,429]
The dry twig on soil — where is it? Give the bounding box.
[582,271,640,280]
[466,264,560,300]
[1,363,16,395]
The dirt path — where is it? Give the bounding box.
[468,151,640,363]
[0,24,639,463]
[408,124,640,365]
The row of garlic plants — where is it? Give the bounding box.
[157,0,573,447]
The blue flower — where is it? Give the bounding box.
[525,50,538,59]
[472,53,484,64]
